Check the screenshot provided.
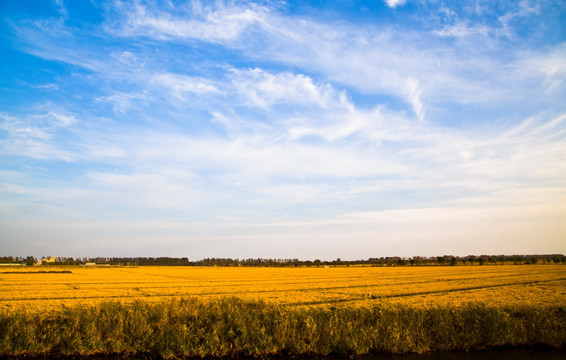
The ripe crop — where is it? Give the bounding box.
[1,265,564,311]
[1,265,565,358]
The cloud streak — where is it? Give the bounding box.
[110,0,266,43]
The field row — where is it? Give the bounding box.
[1,265,565,311]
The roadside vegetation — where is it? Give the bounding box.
[1,297,565,359]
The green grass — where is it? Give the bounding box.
[1,298,565,359]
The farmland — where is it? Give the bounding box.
[1,265,565,311]
[1,265,565,358]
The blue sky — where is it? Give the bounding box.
[1,0,565,260]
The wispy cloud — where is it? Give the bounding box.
[108,0,267,43]
[152,73,221,98]
[0,111,77,160]
[230,68,334,109]
[434,23,489,38]
[96,92,148,114]
[404,77,425,122]
[1,0,565,258]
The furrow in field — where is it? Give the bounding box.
[286,278,566,306]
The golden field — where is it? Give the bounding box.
[1,264,565,311]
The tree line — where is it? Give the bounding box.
[0,254,564,267]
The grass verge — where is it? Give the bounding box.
[1,298,564,359]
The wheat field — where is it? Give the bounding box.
[2,265,565,311]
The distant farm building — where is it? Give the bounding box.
[34,256,57,266]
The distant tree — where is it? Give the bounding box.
[25,256,35,266]
[0,256,15,263]
[450,257,457,266]
[479,257,486,266]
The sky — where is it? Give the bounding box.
[1,0,565,260]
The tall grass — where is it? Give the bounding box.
[1,298,564,359]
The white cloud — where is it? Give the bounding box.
[96,92,148,114]
[150,73,221,101]
[151,73,221,99]
[0,113,75,160]
[510,46,566,95]
[385,0,407,9]
[31,83,59,90]
[46,111,77,127]
[434,23,489,38]
[285,101,382,142]
[404,77,425,122]
[230,68,334,109]
[2,107,565,257]
[114,1,266,43]
[16,0,561,120]
[52,0,68,20]
[498,0,540,39]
